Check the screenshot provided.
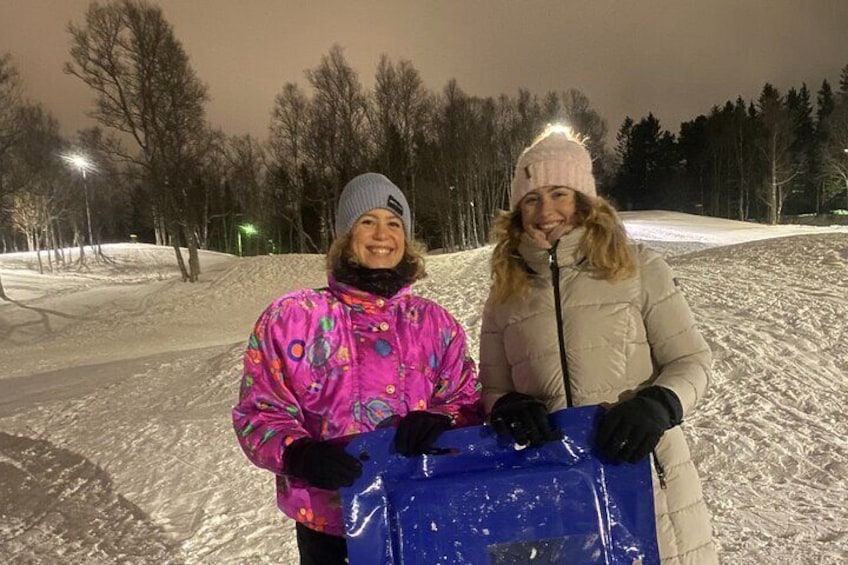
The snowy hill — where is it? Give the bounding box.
[1,212,846,564]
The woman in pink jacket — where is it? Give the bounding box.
[233,173,481,564]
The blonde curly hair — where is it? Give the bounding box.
[488,191,636,305]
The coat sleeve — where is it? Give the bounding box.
[423,307,483,428]
[640,249,712,416]
[232,297,310,475]
[478,299,514,415]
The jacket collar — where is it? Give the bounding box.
[327,273,412,313]
[517,227,586,277]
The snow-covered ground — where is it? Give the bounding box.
[1,211,846,564]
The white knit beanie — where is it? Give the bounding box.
[335,173,412,238]
[510,131,596,209]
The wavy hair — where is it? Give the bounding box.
[326,233,428,281]
[488,192,636,304]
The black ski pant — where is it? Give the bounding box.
[295,522,348,565]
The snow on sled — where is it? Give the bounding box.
[341,405,659,564]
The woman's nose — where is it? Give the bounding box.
[537,195,554,216]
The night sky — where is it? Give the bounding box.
[1,0,846,141]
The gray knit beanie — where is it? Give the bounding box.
[335,173,412,238]
[510,130,596,209]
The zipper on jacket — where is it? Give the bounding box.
[548,242,574,408]
[652,450,668,489]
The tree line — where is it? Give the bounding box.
[1,0,847,283]
[611,78,848,224]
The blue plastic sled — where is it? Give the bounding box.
[341,405,659,564]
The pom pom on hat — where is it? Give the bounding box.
[510,126,596,209]
[335,173,412,238]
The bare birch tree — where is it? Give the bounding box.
[0,53,23,297]
[6,105,69,272]
[757,84,797,224]
[65,0,209,281]
[371,56,432,231]
[305,45,369,248]
[269,83,316,252]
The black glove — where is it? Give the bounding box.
[284,438,363,490]
[394,411,453,456]
[490,392,560,447]
[596,386,683,463]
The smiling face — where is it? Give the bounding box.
[519,185,579,245]
[349,208,406,269]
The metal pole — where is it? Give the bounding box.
[82,168,94,250]
[844,149,848,210]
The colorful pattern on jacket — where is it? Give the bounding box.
[232,275,482,536]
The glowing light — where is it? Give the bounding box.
[543,123,575,138]
[236,223,258,256]
[60,153,96,177]
[239,223,258,236]
[533,123,590,147]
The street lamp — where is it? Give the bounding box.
[61,153,96,250]
[237,223,258,257]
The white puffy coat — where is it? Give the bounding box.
[480,228,718,564]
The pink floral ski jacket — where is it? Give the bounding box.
[232,276,481,536]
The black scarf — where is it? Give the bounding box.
[333,260,417,298]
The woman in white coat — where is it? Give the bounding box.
[479,125,718,564]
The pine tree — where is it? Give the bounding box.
[814,80,839,212]
[611,117,634,208]
[678,114,709,214]
[839,64,848,97]
[612,114,679,211]
[784,85,815,214]
[819,72,848,210]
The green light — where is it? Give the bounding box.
[236,223,258,257]
[239,223,258,236]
